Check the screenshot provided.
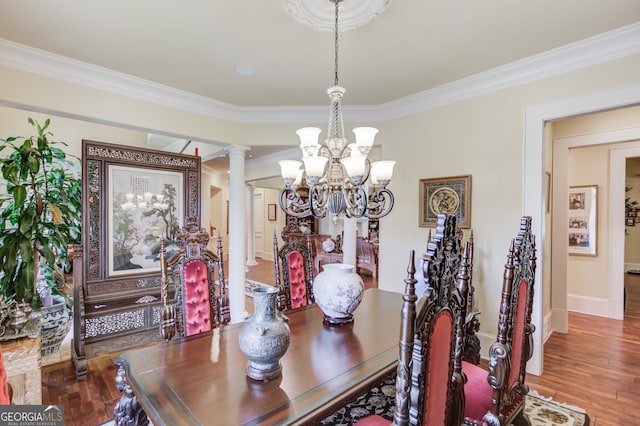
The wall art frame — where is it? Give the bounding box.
[268,203,277,221]
[568,184,597,256]
[83,140,201,283]
[419,175,471,228]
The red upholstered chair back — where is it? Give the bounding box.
[393,214,470,426]
[162,217,229,340]
[482,216,537,425]
[424,310,454,425]
[182,259,212,336]
[273,223,314,311]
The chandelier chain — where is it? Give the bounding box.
[334,0,339,87]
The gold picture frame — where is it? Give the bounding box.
[419,175,471,228]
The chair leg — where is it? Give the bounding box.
[511,409,532,426]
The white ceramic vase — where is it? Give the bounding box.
[312,264,364,324]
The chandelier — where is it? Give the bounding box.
[278,0,395,222]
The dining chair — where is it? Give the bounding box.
[273,223,315,311]
[356,237,378,277]
[462,230,482,365]
[462,216,537,426]
[159,217,229,340]
[356,214,471,426]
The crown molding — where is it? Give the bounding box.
[0,39,241,122]
[379,22,640,121]
[0,22,638,125]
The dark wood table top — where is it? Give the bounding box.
[115,288,402,426]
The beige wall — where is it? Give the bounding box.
[554,106,640,309]
[0,105,149,160]
[567,145,610,299]
[1,51,639,354]
[378,55,640,339]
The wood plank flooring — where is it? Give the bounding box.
[41,260,640,425]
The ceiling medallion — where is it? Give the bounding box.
[282,0,392,32]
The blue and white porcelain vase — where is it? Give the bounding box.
[313,264,364,325]
[239,286,290,381]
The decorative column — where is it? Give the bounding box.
[342,217,357,269]
[246,184,258,267]
[226,145,250,323]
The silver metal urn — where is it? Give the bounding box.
[238,286,290,381]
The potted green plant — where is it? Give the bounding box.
[0,118,81,354]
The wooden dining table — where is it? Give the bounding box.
[114,288,403,426]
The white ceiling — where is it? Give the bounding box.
[1,1,639,107]
[1,0,639,171]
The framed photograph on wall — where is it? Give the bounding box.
[419,175,471,228]
[268,203,277,221]
[568,185,597,256]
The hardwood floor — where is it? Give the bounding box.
[41,261,640,425]
[522,272,640,426]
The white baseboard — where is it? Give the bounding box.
[543,311,552,343]
[567,293,610,317]
[477,331,494,360]
[256,251,274,262]
[625,262,640,272]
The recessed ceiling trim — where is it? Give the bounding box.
[0,22,639,124]
[281,0,392,32]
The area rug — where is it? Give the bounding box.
[245,279,271,297]
[318,375,590,426]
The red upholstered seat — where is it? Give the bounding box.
[462,361,493,421]
[273,224,314,311]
